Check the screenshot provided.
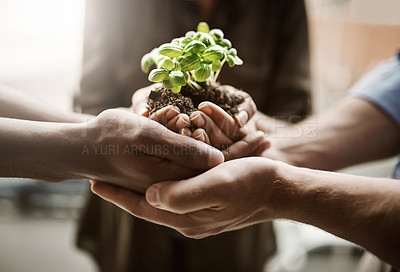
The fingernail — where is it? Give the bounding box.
[195,131,206,142]
[166,106,180,119]
[180,128,192,137]
[234,111,249,127]
[190,112,205,127]
[178,114,191,127]
[146,186,160,207]
[198,103,212,115]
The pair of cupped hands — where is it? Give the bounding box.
[90,84,279,238]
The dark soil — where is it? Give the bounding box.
[147,84,245,117]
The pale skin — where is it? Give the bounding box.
[92,96,400,267]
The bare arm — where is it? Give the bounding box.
[260,97,400,170]
[90,157,400,267]
[0,83,92,123]
[276,162,400,267]
[0,109,224,192]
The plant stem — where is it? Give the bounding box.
[187,79,202,90]
[213,59,226,84]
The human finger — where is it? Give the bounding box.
[166,113,191,133]
[91,181,191,228]
[198,102,246,140]
[145,176,222,214]
[149,105,181,126]
[192,128,211,145]
[131,83,160,116]
[234,93,257,128]
[190,111,232,147]
[222,131,270,161]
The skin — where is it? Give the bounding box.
[0,83,91,123]
[131,83,257,148]
[0,84,236,192]
[92,96,400,267]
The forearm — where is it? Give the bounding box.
[0,117,88,181]
[273,162,400,267]
[260,98,400,170]
[0,84,93,123]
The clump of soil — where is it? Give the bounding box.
[147,84,245,117]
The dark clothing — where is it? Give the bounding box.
[75,1,312,271]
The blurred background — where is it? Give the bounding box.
[0,0,399,271]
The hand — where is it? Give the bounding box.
[80,109,224,193]
[131,84,191,133]
[190,85,257,147]
[131,84,257,148]
[90,157,280,238]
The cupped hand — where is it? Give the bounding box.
[81,109,223,193]
[131,84,258,149]
[131,84,191,133]
[190,85,257,147]
[90,157,280,239]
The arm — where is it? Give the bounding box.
[90,157,400,267]
[0,109,224,192]
[0,83,91,123]
[260,97,400,170]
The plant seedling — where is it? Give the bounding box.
[141,22,243,94]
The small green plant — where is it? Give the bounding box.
[141,22,243,94]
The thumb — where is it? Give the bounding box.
[223,131,269,161]
[145,176,221,214]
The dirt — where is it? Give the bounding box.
[147,84,245,116]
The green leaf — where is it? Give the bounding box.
[172,59,182,71]
[181,36,193,46]
[162,79,173,89]
[228,48,237,56]
[210,29,224,40]
[199,33,215,47]
[234,56,243,65]
[185,31,196,38]
[180,54,201,72]
[140,53,155,73]
[193,32,203,40]
[171,38,181,45]
[150,48,164,64]
[169,71,186,86]
[183,71,189,81]
[158,43,183,58]
[148,69,169,82]
[216,38,232,49]
[184,40,206,54]
[171,86,182,93]
[159,57,175,70]
[202,45,225,61]
[212,60,222,72]
[195,63,212,82]
[197,22,210,33]
[227,55,235,67]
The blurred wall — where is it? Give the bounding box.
[0,0,85,111]
[307,0,400,112]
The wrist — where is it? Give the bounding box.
[267,161,310,220]
[70,119,107,181]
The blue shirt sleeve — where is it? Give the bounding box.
[349,55,400,128]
